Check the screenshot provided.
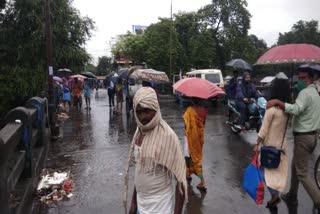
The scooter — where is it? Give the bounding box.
[226,97,267,134]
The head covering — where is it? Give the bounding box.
[123,87,187,212]
[241,71,250,84]
[133,87,161,133]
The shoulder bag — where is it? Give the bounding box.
[260,117,289,169]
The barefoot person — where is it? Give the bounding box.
[125,87,187,214]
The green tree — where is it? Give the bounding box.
[96,56,112,75]
[174,12,203,70]
[112,32,146,65]
[277,20,320,46]
[85,63,96,73]
[197,0,251,70]
[0,0,94,115]
[143,18,183,76]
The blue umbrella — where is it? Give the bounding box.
[118,68,130,80]
[226,59,252,71]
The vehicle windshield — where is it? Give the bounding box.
[205,74,220,83]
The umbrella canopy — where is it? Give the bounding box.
[57,68,72,72]
[81,71,96,79]
[70,74,87,81]
[53,76,63,83]
[130,69,170,83]
[255,44,320,65]
[118,68,130,80]
[226,59,252,71]
[173,78,225,99]
[260,76,275,83]
[298,63,320,72]
[111,73,119,83]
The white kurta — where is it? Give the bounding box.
[134,146,175,214]
[258,107,289,192]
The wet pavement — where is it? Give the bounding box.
[32,89,319,214]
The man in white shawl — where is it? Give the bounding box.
[124,87,187,214]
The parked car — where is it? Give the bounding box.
[186,69,224,88]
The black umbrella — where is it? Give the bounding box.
[81,71,96,79]
[226,59,252,71]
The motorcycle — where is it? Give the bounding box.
[226,97,267,134]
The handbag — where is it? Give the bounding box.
[243,151,264,204]
[260,117,289,169]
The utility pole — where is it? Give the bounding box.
[45,0,59,138]
[169,0,173,77]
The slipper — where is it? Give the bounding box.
[196,185,207,192]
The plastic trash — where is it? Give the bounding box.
[35,169,74,204]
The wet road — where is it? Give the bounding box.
[32,89,319,214]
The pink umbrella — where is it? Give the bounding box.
[173,78,225,99]
[255,44,320,65]
[70,74,87,81]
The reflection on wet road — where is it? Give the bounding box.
[33,89,318,214]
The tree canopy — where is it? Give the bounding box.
[0,0,94,115]
[111,0,266,76]
[278,20,320,46]
[96,56,113,75]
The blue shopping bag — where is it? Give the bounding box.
[243,152,264,205]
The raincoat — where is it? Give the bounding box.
[235,72,259,102]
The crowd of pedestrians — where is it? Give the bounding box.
[53,67,320,214]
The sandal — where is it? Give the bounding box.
[196,185,207,192]
[266,196,281,208]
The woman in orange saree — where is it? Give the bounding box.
[183,98,207,191]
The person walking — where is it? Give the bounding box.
[83,79,91,110]
[71,78,83,111]
[62,78,71,112]
[267,68,320,212]
[183,98,207,191]
[115,79,123,114]
[125,87,187,214]
[107,79,115,108]
[255,76,291,208]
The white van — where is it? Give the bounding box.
[186,69,224,88]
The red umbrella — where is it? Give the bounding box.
[255,44,320,65]
[173,78,225,99]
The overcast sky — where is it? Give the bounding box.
[72,0,320,64]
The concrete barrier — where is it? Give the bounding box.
[0,97,49,214]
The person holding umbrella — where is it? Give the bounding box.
[83,79,91,110]
[106,78,115,108]
[62,78,71,112]
[183,97,207,191]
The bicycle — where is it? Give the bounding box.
[315,154,320,189]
